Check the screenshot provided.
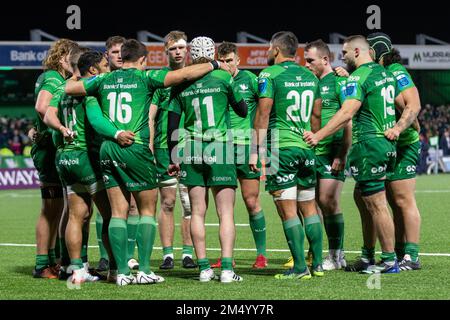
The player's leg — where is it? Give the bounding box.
[317,178,346,270]
[57,189,71,279]
[92,189,117,281]
[360,186,398,274]
[179,183,196,268]
[65,190,99,284]
[387,179,421,270]
[94,212,110,272]
[386,183,406,259]
[298,194,323,277]
[240,178,267,268]
[132,188,164,284]
[126,195,139,268]
[189,186,214,281]
[158,184,177,270]
[33,185,64,278]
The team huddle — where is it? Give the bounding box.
[30,30,422,286]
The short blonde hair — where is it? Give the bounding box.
[164,31,187,48]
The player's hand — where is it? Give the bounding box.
[219,61,232,75]
[303,131,319,147]
[335,67,349,77]
[384,127,401,141]
[59,126,75,142]
[249,152,260,173]
[117,131,135,146]
[331,156,346,176]
[168,163,180,177]
[27,127,40,143]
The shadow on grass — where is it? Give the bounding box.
[12,265,34,277]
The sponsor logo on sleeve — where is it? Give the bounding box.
[397,74,410,88]
[345,83,358,97]
[258,78,269,94]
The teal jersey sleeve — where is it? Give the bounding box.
[85,97,118,139]
[257,72,275,99]
[48,85,64,108]
[345,77,365,102]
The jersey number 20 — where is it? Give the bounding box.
[286,90,314,123]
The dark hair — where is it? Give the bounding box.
[164,30,187,48]
[217,42,238,57]
[305,39,330,57]
[105,36,126,50]
[78,50,104,76]
[270,31,298,57]
[382,48,402,67]
[121,39,148,63]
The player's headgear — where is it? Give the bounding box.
[367,32,392,63]
[190,37,215,60]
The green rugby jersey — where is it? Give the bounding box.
[315,72,347,155]
[258,61,320,149]
[34,70,65,135]
[344,62,398,143]
[230,70,258,145]
[82,68,168,145]
[169,70,243,142]
[49,85,103,152]
[386,63,420,147]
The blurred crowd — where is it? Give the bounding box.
[0,116,33,156]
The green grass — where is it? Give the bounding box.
[1,175,450,300]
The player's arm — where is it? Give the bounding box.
[163,61,230,87]
[311,98,322,133]
[149,104,158,153]
[332,120,352,173]
[85,98,134,146]
[304,99,361,147]
[385,87,421,140]
[65,78,87,96]
[35,90,54,121]
[43,107,74,142]
[65,74,102,96]
[228,81,248,118]
[249,97,273,172]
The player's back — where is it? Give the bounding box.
[258,61,319,149]
[91,68,154,145]
[346,62,397,143]
[173,70,235,142]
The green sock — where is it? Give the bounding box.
[198,258,210,272]
[249,210,267,256]
[60,237,70,266]
[136,216,157,274]
[48,249,56,266]
[405,242,419,262]
[108,218,130,275]
[304,214,323,268]
[163,246,174,259]
[96,213,109,260]
[81,224,89,264]
[182,245,194,258]
[395,242,406,259]
[324,213,345,250]
[70,258,83,270]
[55,236,61,260]
[381,251,397,262]
[36,254,49,270]
[126,215,139,260]
[221,257,233,271]
[282,217,306,273]
[361,246,375,260]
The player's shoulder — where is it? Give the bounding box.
[386,63,409,76]
[240,69,257,80]
[259,64,285,79]
[41,70,64,83]
[348,63,374,83]
[211,70,233,83]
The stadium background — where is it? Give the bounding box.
[0,0,449,301]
